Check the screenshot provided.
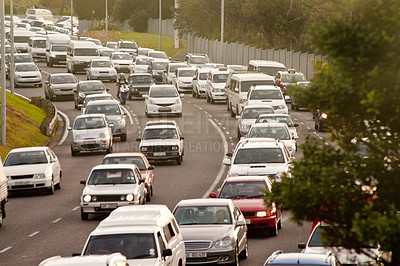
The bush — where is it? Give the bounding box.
[91,16,121,31]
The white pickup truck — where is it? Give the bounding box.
[0,158,8,227]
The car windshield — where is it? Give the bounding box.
[281,73,306,83]
[248,126,290,140]
[33,39,46,48]
[258,66,286,76]
[241,80,274,93]
[149,87,178,98]
[178,69,195,77]
[14,55,33,63]
[135,58,152,65]
[84,233,157,260]
[103,156,147,170]
[112,54,131,60]
[74,48,99,56]
[78,82,105,92]
[249,89,283,100]
[4,150,48,166]
[148,52,167,59]
[51,45,68,52]
[92,61,113,68]
[199,73,208,80]
[142,128,178,140]
[189,56,209,64]
[138,49,152,56]
[73,117,106,130]
[257,116,294,127]
[219,181,267,199]
[234,148,285,164]
[129,75,153,84]
[242,108,274,119]
[212,74,228,83]
[84,96,113,107]
[151,62,168,70]
[51,75,76,84]
[119,42,138,49]
[14,36,31,43]
[106,43,118,49]
[175,206,232,225]
[86,104,121,115]
[170,64,187,73]
[87,169,136,185]
[15,64,38,72]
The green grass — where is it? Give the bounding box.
[0,92,49,160]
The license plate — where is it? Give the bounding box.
[100,203,118,209]
[154,152,166,156]
[159,107,171,112]
[246,219,251,224]
[186,252,207,258]
[84,141,96,145]
[15,181,30,186]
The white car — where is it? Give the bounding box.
[117,40,138,55]
[110,52,134,73]
[206,67,230,103]
[191,67,210,98]
[162,62,189,84]
[86,59,117,82]
[255,114,299,139]
[236,105,276,138]
[3,147,62,195]
[132,56,153,73]
[246,85,288,114]
[137,47,154,56]
[172,67,196,93]
[144,85,183,117]
[79,164,146,220]
[147,50,169,60]
[81,93,114,114]
[13,62,42,87]
[38,253,128,266]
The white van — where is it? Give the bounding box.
[13,30,35,53]
[46,34,70,66]
[0,158,8,227]
[248,60,286,76]
[25,8,54,21]
[225,72,275,117]
[28,36,47,60]
[80,205,186,266]
[66,41,100,73]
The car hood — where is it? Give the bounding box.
[73,128,109,138]
[178,77,194,82]
[112,59,132,64]
[140,139,180,146]
[91,67,115,72]
[150,97,179,105]
[247,99,285,106]
[126,258,160,266]
[210,83,225,89]
[232,198,266,211]
[135,65,149,71]
[4,164,49,176]
[83,184,139,195]
[303,247,379,264]
[229,164,287,176]
[51,83,77,89]
[16,71,41,77]
[104,115,123,123]
[82,90,107,96]
[180,225,232,242]
[239,119,257,126]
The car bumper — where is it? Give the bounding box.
[185,248,236,264]
[81,201,140,214]
[197,87,207,95]
[245,215,277,230]
[8,177,52,191]
[89,73,117,80]
[114,65,133,72]
[71,140,110,152]
[50,90,74,98]
[142,151,180,161]
[15,78,42,86]
[210,92,226,101]
[32,53,46,59]
[129,87,150,98]
[147,103,182,115]
[73,62,90,71]
[177,84,193,92]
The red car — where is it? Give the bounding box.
[209,176,282,236]
[102,153,155,202]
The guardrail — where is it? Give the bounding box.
[30,97,58,136]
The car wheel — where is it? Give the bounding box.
[120,133,127,142]
[192,90,196,97]
[55,173,62,190]
[46,178,55,195]
[176,156,182,165]
[229,247,239,266]
[237,130,241,139]
[291,102,295,110]
[0,206,3,228]
[227,100,230,111]
[49,59,53,68]
[206,94,210,103]
[146,190,151,202]
[81,209,89,220]
[318,120,324,132]
[87,75,90,80]
[230,104,235,118]
[177,113,182,118]
[210,97,215,104]
[239,238,248,259]
[71,65,75,74]
[269,221,278,237]
[277,217,282,229]
[71,148,79,156]
[106,144,112,154]
[44,91,49,100]
[150,185,154,196]
[315,121,319,130]
[196,90,200,98]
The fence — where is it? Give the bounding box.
[147,18,175,36]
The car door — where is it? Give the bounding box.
[232,203,247,253]
[47,148,61,183]
[134,168,145,200]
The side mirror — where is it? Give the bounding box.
[123,112,128,116]
[235,220,246,227]
[226,152,232,157]
[235,115,241,119]
[234,87,239,93]
[106,88,110,92]
[73,89,77,93]
[180,136,184,140]
[50,158,57,163]
[162,249,172,257]
[67,127,72,131]
[180,93,185,98]
[148,165,155,170]
[136,137,141,141]
[222,158,231,165]
[298,243,306,249]
[193,77,197,80]
[139,178,145,184]
[80,180,86,185]
[293,123,299,127]
[209,192,217,198]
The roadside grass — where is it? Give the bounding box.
[80,30,185,57]
[0,92,49,160]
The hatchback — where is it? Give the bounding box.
[44,73,78,100]
[13,62,42,87]
[86,59,117,82]
[144,85,183,117]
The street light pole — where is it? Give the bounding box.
[10,0,14,94]
[173,0,179,49]
[105,0,108,37]
[1,0,7,145]
[159,0,162,51]
[220,0,224,64]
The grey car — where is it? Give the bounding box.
[236,105,275,138]
[173,198,248,265]
[69,114,113,156]
[128,73,155,99]
[73,80,109,110]
[83,99,128,142]
[44,73,78,100]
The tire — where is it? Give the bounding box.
[269,221,278,237]
[229,247,239,266]
[150,185,154,196]
[227,100,230,111]
[120,133,127,142]
[55,173,62,190]
[81,209,89,220]
[71,65,75,74]
[210,97,215,104]
[47,179,55,195]
[49,59,53,68]
[277,218,282,229]
[206,94,210,103]
[146,190,151,202]
[177,113,182,118]
[192,90,196,97]
[230,104,235,118]
[237,131,241,139]
[239,238,248,259]
[176,156,182,165]
[71,148,79,156]
[0,205,3,228]
[106,144,112,154]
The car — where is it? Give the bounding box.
[69,114,113,156]
[86,38,103,47]
[255,114,299,139]
[227,64,248,73]
[3,146,62,195]
[206,67,230,103]
[236,105,275,138]
[144,85,183,117]
[73,80,109,110]
[98,47,115,58]
[263,250,340,266]
[132,56,153,73]
[127,73,155,99]
[38,253,128,266]
[247,122,297,156]
[105,41,118,50]
[275,68,307,102]
[172,67,196,93]
[184,53,211,67]
[43,73,78,101]
[86,58,117,82]
[191,67,210,98]
[137,47,154,56]
[210,176,282,236]
[110,52,134,73]
[291,81,311,111]
[13,62,42,88]
[223,138,292,180]
[248,60,286,76]
[149,59,169,83]
[79,164,146,220]
[246,85,288,114]
[145,120,179,127]
[314,109,328,132]
[162,62,190,84]
[147,50,169,61]
[102,153,155,202]
[28,36,47,60]
[16,22,31,30]
[298,222,380,265]
[117,40,138,55]
[7,53,34,78]
[137,122,184,165]
[173,198,248,265]
[83,99,128,142]
[81,93,114,113]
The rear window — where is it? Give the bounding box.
[234,148,285,164]
[241,80,274,92]
[102,156,146,170]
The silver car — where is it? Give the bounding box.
[69,114,113,156]
[43,73,78,100]
[236,105,275,138]
[173,198,248,265]
[13,62,42,87]
[83,99,128,142]
[86,59,117,82]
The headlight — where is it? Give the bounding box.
[277,105,286,109]
[173,98,181,104]
[91,70,99,74]
[321,113,328,119]
[79,92,85,98]
[141,147,148,152]
[83,195,92,202]
[125,194,134,201]
[201,83,207,88]
[214,236,232,248]
[179,80,184,85]
[148,99,156,105]
[33,173,46,179]
[113,62,119,66]
[99,133,106,138]
[74,134,81,140]
[256,211,268,217]
[116,119,125,125]
[171,145,179,151]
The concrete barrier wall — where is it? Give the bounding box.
[31,97,58,136]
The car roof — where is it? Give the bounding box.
[143,124,178,130]
[49,73,76,77]
[237,138,282,149]
[226,176,269,182]
[265,251,332,265]
[145,120,178,126]
[176,198,232,207]
[86,99,120,106]
[251,122,289,129]
[84,93,112,99]
[14,62,36,66]
[78,80,104,84]
[249,60,286,67]
[231,72,274,80]
[177,67,196,71]
[129,73,152,77]
[91,164,138,171]
[111,52,130,55]
[250,85,281,91]
[103,153,146,159]
[9,146,48,153]
[243,105,275,110]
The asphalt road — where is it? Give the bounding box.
[0,61,328,265]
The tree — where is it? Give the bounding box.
[266,0,400,264]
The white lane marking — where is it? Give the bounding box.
[52,218,62,224]
[325,142,329,145]
[187,101,191,104]
[319,136,323,140]
[231,143,235,145]
[28,231,40,237]
[226,132,230,135]
[199,107,203,110]
[72,206,80,211]
[121,106,133,125]
[0,247,12,253]
[300,122,304,125]
[222,127,226,130]
[57,110,70,145]
[307,127,310,130]
[202,119,228,198]
[5,89,30,101]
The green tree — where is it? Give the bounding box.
[266,0,400,264]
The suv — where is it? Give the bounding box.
[162,62,189,84]
[223,138,292,180]
[137,123,184,165]
[206,67,230,104]
[275,69,307,102]
[191,67,210,98]
[117,40,138,55]
[246,85,288,114]
[184,53,211,67]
